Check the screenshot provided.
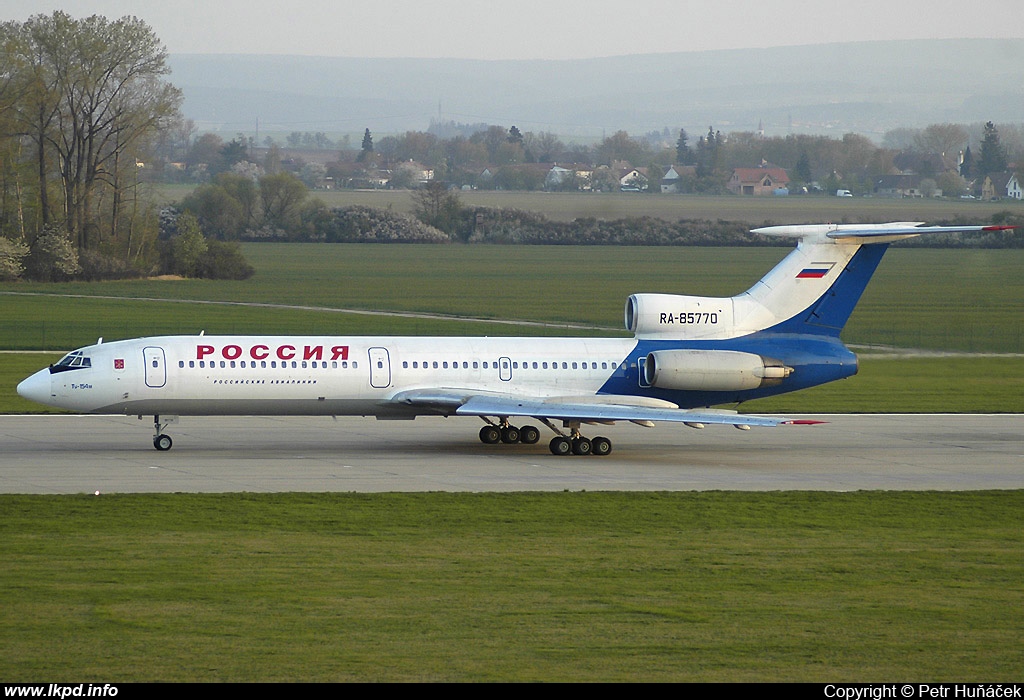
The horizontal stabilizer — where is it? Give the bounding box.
[753,222,1016,244]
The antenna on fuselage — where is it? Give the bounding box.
[97,337,103,344]
[199,330,205,336]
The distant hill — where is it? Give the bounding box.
[168,39,1024,140]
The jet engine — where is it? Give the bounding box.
[644,349,792,392]
[625,293,734,339]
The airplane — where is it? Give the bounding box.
[16,221,1012,455]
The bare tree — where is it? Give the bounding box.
[4,12,181,250]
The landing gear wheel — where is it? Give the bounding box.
[519,425,541,445]
[549,436,572,456]
[591,436,612,456]
[153,434,173,451]
[479,426,501,444]
[501,425,520,444]
[572,437,592,456]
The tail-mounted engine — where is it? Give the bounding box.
[626,293,735,340]
[645,349,792,392]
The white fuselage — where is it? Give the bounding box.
[21,335,643,417]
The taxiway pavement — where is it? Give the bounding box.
[1,414,1021,493]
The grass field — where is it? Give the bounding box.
[3,244,1023,351]
[2,230,1021,682]
[3,243,1022,414]
[154,184,1022,224]
[2,491,1021,682]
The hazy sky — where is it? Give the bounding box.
[3,1,1022,60]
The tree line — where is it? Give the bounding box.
[0,11,250,282]
[2,12,1021,284]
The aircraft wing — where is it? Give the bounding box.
[455,395,809,427]
[390,389,816,428]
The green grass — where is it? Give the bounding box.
[745,356,1024,414]
[155,185,1020,223]
[3,245,1021,414]
[1,491,1021,681]
[3,245,1023,352]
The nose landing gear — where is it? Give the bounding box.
[150,415,178,451]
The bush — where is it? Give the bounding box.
[24,228,80,281]
[468,209,775,246]
[77,250,142,281]
[314,206,450,243]
[197,240,255,280]
[0,237,29,280]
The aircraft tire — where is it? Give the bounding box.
[571,437,592,456]
[519,425,541,444]
[153,434,173,451]
[479,426,501,444]
[591,437,612,456]
[501,426,520,444]
[549,436,572,456]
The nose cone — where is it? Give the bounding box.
[17,369,52,406]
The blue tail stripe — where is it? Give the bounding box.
[770,243,889,336]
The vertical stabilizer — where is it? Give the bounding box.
[734,237,887,337]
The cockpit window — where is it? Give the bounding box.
[54,351,91,369]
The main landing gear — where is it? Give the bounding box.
[547,433,612,457]
[478,418,612,456]
[479,422,541,446]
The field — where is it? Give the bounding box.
[155,185,1021,224]
[3,244,1023,414]
[4,243,1023,349]
[2,491,1022,682]
[2,232,1022,681]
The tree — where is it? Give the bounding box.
[169,211,207,277]
[507,125,523,145]
[25,226,80,281]
[358,128,373,162]
[793,152,813,185]
[695,127,721,178]
[979,121,1008,176]
[259,172,307,232]
[528,131,564,163]
[960,146,974,179]
[936,171,968,197]
[217,138,250,173]
[597,131,649,166]
[675,128,692,164]
[16,12,181,250]
[411,181,462,239]
[0,237,29,280]
[914,123,968,166]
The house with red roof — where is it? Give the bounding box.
[727,166,790,196]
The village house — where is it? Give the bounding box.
[1008,173,1023,200]
[980,172,1015,200]
[727,166,789,196]
[618,167,648,191]
[660,165,697,193]
[874,174,941,198]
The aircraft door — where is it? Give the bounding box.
[498,356,512,381]
[368,347,391,388]
[143,347,167,388]
[637,356,651,388]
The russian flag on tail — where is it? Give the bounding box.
[796,262,835,279]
